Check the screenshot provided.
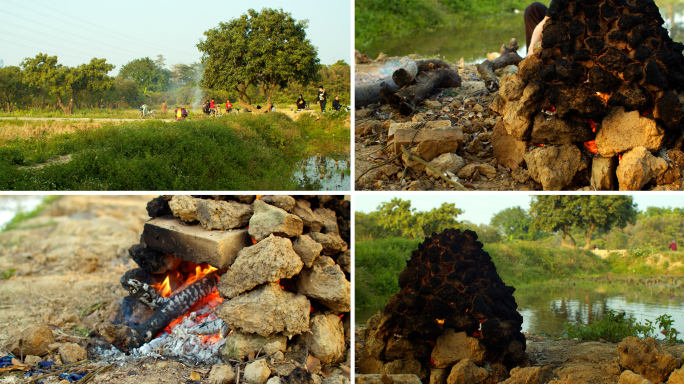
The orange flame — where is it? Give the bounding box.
[586,119,597,133]
[154,275,173,298]
[596,92,610,103]
[436,319,445,325]
[584,140,598,154]
[544,104,556,113]
[251,237,257,244]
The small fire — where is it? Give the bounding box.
[543,104,556,113]
[596,92,611,103]
[251,237,257,244]
[586,119,597,133]
[584,140,599,154]
[436,319,445,325]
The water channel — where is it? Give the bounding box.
[358,2,684,66]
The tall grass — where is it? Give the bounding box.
[0,113,349,190]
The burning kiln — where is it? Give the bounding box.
[357,229,526,382]
[100,195,350,369]
[491,0,684,190]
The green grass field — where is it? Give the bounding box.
[0,112,349,190]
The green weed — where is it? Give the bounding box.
[1,269,15,279]
[563,310,682,344]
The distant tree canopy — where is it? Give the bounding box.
[530,196,637,249]
[0,66,28,112]
[197,8,320,112]
[490,206,543,242]
[21,53,114,115]
[119,57,171,93]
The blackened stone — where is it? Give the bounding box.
[555,59,585,83]
[667,41,684,53]
[618,14,646,30]
[541,48,562,62]
[644,61,667,90]
[668,71,684,89]
[587,18,602,35]
[471,295,493,318]
[607,30,628,44]
[634,46,654,61]
[128,243,178,274]
[624,63,645,83]
[608,84,653,113]
[585,36,605,55]
[629,25,654,50]
[598,47,627,72]
[547,85,609,121]
[547,0,570,17]
[589,66,621,94]
[583,5,598,18]
[568,20,586,38]
[572,49,591,62]
[655,91,684,131]
[146,196,172,218]
[648,38,661,50]
[542,22,570,48]
[600,4,618,19]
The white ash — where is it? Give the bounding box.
[98,310,227,365]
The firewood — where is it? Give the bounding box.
[355,78,400,108]
[477,38,524,93]
[389,67,462,115]
[100,272,219,351]
[392,57,418,87]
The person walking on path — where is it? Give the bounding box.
[317,86,327,113]
[669,240,677,251]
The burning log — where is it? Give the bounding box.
[476,38,524,93]
[390,67,462,116]
[101,272,219,351]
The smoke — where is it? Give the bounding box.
[192,63,205,109]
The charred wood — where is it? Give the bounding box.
[128,244,180,275]
[477,39,524,93]
[390,67,462,115]
[101,272,219,351]
[355,78,400,108]
[392,57,418,87]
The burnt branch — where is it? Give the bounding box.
[101,272,219,351]
[477,39,524,93]
[390,67,462,115]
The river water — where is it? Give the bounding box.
[356,282,684,338]
[359,2,684,66]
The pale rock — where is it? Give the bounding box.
[313,208,338,234]
[259,196,296,212]
[492,120,527,170]
[218,235,303,299]
[467,138,484,154]
[58,343,87,364]
[446,359,488,384]
[616,147,668,190]
[668,367,684,384]
[309,314,346,364]
[501,366,555,384]
[478,163,497,179]
[216,283,310,337]
[234,196,257,204]
[430,369,449,384]
[617,337,679,383]
[502,100,532,140]
[24,355,42,366]
[525,145,582,190]
[457,164,478,180]
[249,200,303,241]
[431,329,486,368]
[222,331,287,360]
[244,359,271,384]
[618,371,652,384]
[309,232,348,255]
[591,156,618,191]
[394,128,463,162]
[292,199,324,233]
[8,324,55,357]
[596,107,664,158]
[499,74,525,102]
[424,100,442,109]
[336,250,351,273]
[426,153,466,179]
[297,256,351,312]
[196,200,253,230]
[169,195,199,221]
[384,360,427,380]
[292,234,323,268]
[208,364,236,384]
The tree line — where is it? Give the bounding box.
[0,8,350,114]
[357,196,684,252]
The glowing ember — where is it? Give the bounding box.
[642,108,652,116]
[436,319,445,325]
[596,92,610,103]
[584,140,598,154]
[586,119,597,133]
[543,104,556,113]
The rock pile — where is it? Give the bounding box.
[357,229,526,382]
[110,195,351,383]
[491,0,684,190]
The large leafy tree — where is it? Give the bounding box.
[21,54,114,115]
[197,8,320,113]
[375,198,464,239]
[530,196,637,249]
[119,57,171,93]
[0,66,29,112]
[490,206,538,241]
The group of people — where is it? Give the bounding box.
[296,86,344,113]
[202,99,233,115]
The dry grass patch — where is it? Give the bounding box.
[0,121,118,144]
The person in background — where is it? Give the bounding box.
[225,99,233,114]
[669,239,677,251]
[332,96,341,111]
[296,94,306,110]
[162,101,167,115]
[317,85,327,113]
[525,2,550,57]
[176,106,182,121]
[210,98,215,110]
[203,100,210,115]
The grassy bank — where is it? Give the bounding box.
[355,237,684,312]
[355,0,545,52]
[0,113,349,190]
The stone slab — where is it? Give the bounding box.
[142,216,252,268]
[394,127,463,161]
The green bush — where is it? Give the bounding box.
[563,311,682,344]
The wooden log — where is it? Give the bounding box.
[389,67,462,116]
[101,272,219,351]
[392,57,418,87]
[476,38,524,93]
[355,77,400,108]
[416,58,453,73]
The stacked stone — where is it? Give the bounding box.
[130,195,351,368]
[491,0,684,190]
[358,229,526,382]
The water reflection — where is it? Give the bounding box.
[0,196,44,230]
[360,3,684,67]
[292,155,350,191]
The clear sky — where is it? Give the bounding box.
[0,0,352,75]
[355,194,684,226]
